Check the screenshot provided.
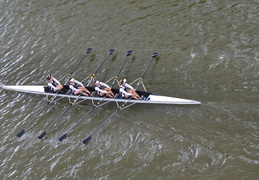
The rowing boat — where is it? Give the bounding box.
[0,84,201,105]
[1,49,201,142]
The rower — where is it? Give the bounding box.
[94,80,114,98]
[69,78,90,96]
[46,75,63,92]
[119,79,140,100]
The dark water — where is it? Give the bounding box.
[0,0,258,179]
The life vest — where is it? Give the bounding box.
[70,83,80,93]
[51,81,58,87]
[98,84,105,89]
[119,86,127,98]
[47,81,58,91]
[74,82,81,88]
[95,85,105,95]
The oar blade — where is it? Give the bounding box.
[17,129,25,137]
[38,131,47,140]
[82,136,92,145]
[109,49,115,55]
[86,48,92,53]
[126,50,132,56]
[152,52,158,58]
[58,133,67,142]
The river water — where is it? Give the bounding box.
[0,0,258,179]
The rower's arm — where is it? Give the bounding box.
[125,83,134,90]
[75,80,84,87]
[100,82,109,88]
[48,82,58,91]
[119,88,132,96]
[53,78,61,85]
[95,87,107,93]
[69,85,80,92]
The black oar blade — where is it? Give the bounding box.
[38,131,46,140]
[152,52,158,58]
[109,49,115,55]
[17,129,25,137]
[127,50,132,56]
[58,133,67,142]
[82,136,92,145]
[86,48,92,53]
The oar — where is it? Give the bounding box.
[82,52,158,145]
[136,52,158,89]
[37,49,115,140]
[16,48,92,138]
[82,108,120,144]
[86,49,114,86]
[58,105,96,142]
[111,50,132,87]
[66,48,93,83]
[58,50,132,142]
[37,94,81,140]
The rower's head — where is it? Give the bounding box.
[95,80,100,86]
[69,78,75,84]
[46,75,53,81]
[119,79,126,85]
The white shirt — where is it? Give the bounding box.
[124,83,134,90]
[69,84,80,93]
[119,83,134,97]
[47,78,61,91]
[69,79,84,93]
[95,82,110,94]
[73,80,84,87]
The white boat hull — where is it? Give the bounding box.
[1,85,201,105]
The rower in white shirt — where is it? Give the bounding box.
[94,80,114,98]
[46,75,63,92]
[69,78,90,96]
[119,79,140,100]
